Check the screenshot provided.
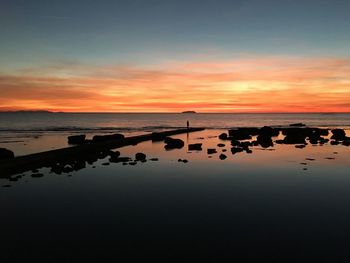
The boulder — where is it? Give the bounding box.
[68,135,86,145]
[92,133,124,142]
[152,132,166,141]
[164,137,184,150]
[135,152,146,161]
[0,148,15,160]
[231,147,244,154]
[290,123,306,127]
[219,154,227,160]
[188,143,202,151]
[218,133,228,140]
[207,148,217,154]
[331,129,347,141]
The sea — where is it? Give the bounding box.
[1,112,350,260]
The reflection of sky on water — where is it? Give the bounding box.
[1,129,350,259]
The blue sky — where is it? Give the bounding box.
[1,0,350,71]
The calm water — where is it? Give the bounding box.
[1,115,350,261]
[1,112,350,155]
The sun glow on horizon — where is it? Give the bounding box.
[1,56,350,113]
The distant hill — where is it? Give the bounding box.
[0,110,54,114]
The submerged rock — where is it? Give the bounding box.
[188,143,202,151]
[207,148,217,154]
[331,129,347,141]
[219,154,227,160]
[0,148,15,160]
[135,152,147,161]
[92,133,124,142]
[68,135,86,145]
[109,156,131,163]
[164,137,184,150]
[218,133,228,140]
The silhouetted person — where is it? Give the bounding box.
[187,120,189,129]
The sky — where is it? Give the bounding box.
[1,0,350,112]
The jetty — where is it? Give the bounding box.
[0,128,204,177]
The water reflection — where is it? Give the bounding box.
[1,127,350,187]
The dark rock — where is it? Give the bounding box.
[246,149,253,154]
[305,158,315,161]
[182,159,188,163]
[178,159,182,162]
[290,123,306,127]
[219,154,227,160]
[217,143,225,147]
[295,145,306,149]
[222,149,227,152]
[152,132,166,142]
[260,126,280,137]
[129,162,137,165]
[140,159,147,163]
[149,158,159,161]
[135,152,147,161]
[231,140,241,147]
[207,148,217,154]
[218,133,228,140]
[188,143,202,151]
[92,133,124,142]
[31,173,44,178]
[102,162,110,166]
[0,148,15,160]
[164,137,184,150]
[228,129,252,140]
[2,185,11,187]
[108,150,120,159]
[68,135,86,145]
[343,140,350,146]
[330,140,339,145]
[109,156,131,163]
[231,147,244,154]
[331,129,346,141]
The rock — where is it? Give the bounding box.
[151,132,166,142]
[31,173,44,178]
[188,143,202,151]
[129,162,137,165]
[331,129,347,141]
[102,162,110,166]
[217,143,225,147]
[260,126,280,137]
[108,150,120,159]
[228,129,252,140]
[295,145,306,149]
[164,137,184,150]
[343,140,350,146]
[218,133,228,140]
[290,123,306,127]
[178,159,182,162]
[219,154,227,160]
[207,148,217,154]
[246,149,253,154]
[149,158,159,161]
[231,147,244,154]
[0,148,15,160]
[109,156,131,163]
[182,159,188,163]
[222,149,227,152]
[330,140,339,145]
[92,133,124,142]
[135,152,147,161]
[68,135,86,145]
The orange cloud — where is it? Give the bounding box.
[1,56,350,112]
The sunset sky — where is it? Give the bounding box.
[1,0,350,112]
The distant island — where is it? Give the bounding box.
[182,111,197,113]
[0,110,54,114]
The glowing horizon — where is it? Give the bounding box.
[1,56,350,113]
